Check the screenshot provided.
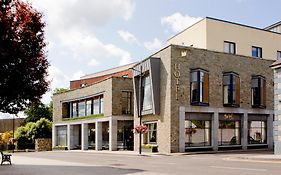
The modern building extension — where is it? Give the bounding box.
[52,63,135,151]
[167,17,281,60]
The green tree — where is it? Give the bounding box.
[54,87,69,94]
[23,102,52,124]
[0,0,49,114]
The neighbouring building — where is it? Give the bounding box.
[270,60,281,154]
[0,118,23,133]
[52,64,135,151]
[167,17,281,61]
[132,45,274,153]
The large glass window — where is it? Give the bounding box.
[251,76,266,108]
[190,69,209,105]
[86,100,92,116]
[93,97,100,115]
[252,46,262,58]
[78,101,86,117]
[144,123,157,144]
[218,115,241,146]
[100,96,104,114]
[122,91,132,115]
[185,120,211,147]
[72,102,78,117]
[223,72,240,107]
[224,41,236,54]
[142,75,152,111]
[248,121,267,144]
[56,126,67,146]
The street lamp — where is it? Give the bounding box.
[130,66,143,155]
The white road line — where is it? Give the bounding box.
[209,166,267,172]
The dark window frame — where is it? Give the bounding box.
[277,51,281,59]
[122,91,133,115]
[223,72,240,107]
[224,41,236,54]
[252,46,262,58]
[251,75,266,108]
[190,68,209,106]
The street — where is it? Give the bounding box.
[0,151,280,175]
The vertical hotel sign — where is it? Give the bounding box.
[174,63,180,100]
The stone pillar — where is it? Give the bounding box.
[52,124,57,148]
[242,113,248,150]
[109,119,117,151]
[267,114,274,150]
[67,124,74,150]
[179,106,185,152]
[212,112,219,151]
[95,122,102,151]
[81,123,88,151]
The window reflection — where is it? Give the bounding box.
[185,120,211,147]
[218,120,241,146]
[248,121,267,144]
[142,75,152,111]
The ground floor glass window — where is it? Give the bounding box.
[218,119,241,146]
[248,121,267,144]
[56,126,67,146]
[185,120,211,147]
[143,123,157,144]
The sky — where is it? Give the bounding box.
[1,0,280,118]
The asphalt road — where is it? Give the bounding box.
[0,151,280,175]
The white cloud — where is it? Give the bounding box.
[144,38,163,51]
[72,70,85,80]
[88,59,100,66]
[161,13,202,33]
[117,30,139,44]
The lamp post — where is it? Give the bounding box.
[131,66,143,155]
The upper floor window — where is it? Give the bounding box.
[251,76,266,108]
[69,95,103,118]
[223,72,240,107]
[141,74,152,111]
[224,41,236,54]
[190,69,209,105]
[277,51,281,59]
[122,91,132,115]
[252,46,262,58]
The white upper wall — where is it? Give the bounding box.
[167,17,281,60]
[167,18,207,49]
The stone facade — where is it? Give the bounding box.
[52,76,134,151]
[35,138,52,152]
[134,45,274,153]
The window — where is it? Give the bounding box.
[144,123,157,144]
[93,97,100,115]
[100,96,104,114]
[223,72,240,107]
[252,46,262,58]
[56,126,67,146]
[190,69,209,105]
[251,76,266,108]
[86,100,92,116]
[78,101,86,117]
[248,120,267,144]
[72,102,78,117]
[185,120,211,147]
[224,41,236,54]
[122,91,132,115]
[218,114,241,146]
[277,51,281,59]
[141,75,152,111]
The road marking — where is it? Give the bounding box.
[223,157,281,164]
[209,166,267,172]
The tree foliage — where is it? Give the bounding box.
[54,87,69,94]
[23,102,52,124]
[0,0,49,114]
[15,118,51,149]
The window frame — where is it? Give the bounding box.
[223,72,240,107]
[224,41,236,54]
[277,51,281,59]
[121,91,133,115]
[252,46,262,58]
[190,68,209,106]
[251,75,266,108]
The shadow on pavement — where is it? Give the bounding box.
[0,164,144,175]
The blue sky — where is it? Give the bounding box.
[1,0,280,119]
[34,0,281,103]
